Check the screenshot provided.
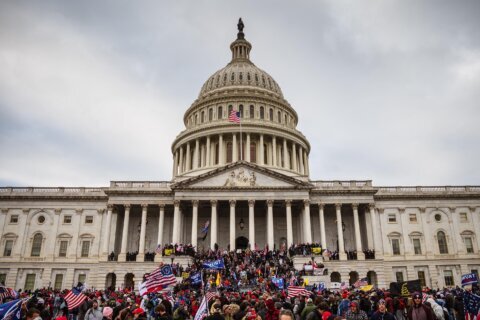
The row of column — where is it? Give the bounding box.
[103,202,380,262]
[173,133,309,176]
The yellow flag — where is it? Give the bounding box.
[360,284,373,292]
[216,272,221,286]
[304,278,309,286]
[312,247,322,255]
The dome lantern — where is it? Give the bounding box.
[230,18,252,63]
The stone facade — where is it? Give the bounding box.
[0,23,479,291]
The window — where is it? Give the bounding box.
[249,105,254,118]
[418,271,426,287]
[31,233,43,257]
[392,239,401,255]
[63,215,72,224]
[395,272,404,283]
[226,142,233,163]
[218,106,223,119]
[228,105,233,114]
[277,111,281,123]
[0,273,6,285]
[409,214,417,223]
[388,214,397,223]
[59,241,68,257]
[444,270,454,286]
[259,106,264,119]
[465,237,474,253]
[459,212,468,222]
[37,215,45,224]
[269,108,273,121]
[54,274,63,290]
[437,231,448,254]
[434,213,442,222]
[209,108,213,121]
[284,114,287,124]
[3,240,13,257]
[81,241,90,257]
[195,114,198,125]
[24,274,36,291]
[10,215,18,223]
[78,274,86,284]
[239,105,243,117]
[250,143,257,163]
[413,238,422,255]
[85,216,93,224]
[201,111,204,123]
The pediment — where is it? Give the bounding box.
[172,161,312,190]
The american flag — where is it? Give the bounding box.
[0,286,17,300]
[155,244,162,254]
[205,290,217,302]
[464,291,480,320]
[144,265,177,292]
[354,277,368,288]
[287,286,311,299]
[194,296,209,320]
[64,287,87,310]
[228,110,240,123]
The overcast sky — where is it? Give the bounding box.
[0,1,479,187]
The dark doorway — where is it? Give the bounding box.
[105,273,116,290]
[236,236,249,250]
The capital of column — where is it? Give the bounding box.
[158,203,165,210]
[124,204,131,210]
[54,208,62,215]
[303,199,310,206]
[97,208,105,215]
[318,202,324,210]
[398,207,405,214]
[210,200,217,207]
[352,203,359,210]
[377,207,385,214]
[248,200,255,207]
[448,206,456,213]
[107,204,114,211]
[192,200,199,207]
[141,203,148,210]
[229,200,236,207]
[0,208,8,215]
[469,206,477,213]
[75,208,83,215]
[267,200,274,207]
[174,200,180,207]
[285,200,292,207]
[335,203,342,210]
[22,209,30,215]
[368,203,375,211]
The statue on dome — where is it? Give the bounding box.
[237,18,244,32]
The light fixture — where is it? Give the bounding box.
[239,218,245,230]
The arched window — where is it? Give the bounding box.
[31,233,43,257]
[201,111,205,123]
[228,105,233,115]
[249,105,254,118]
[250,143,257,163]
[195,114,198,125]
[226,142,233,163]
[260,106,264,119]
[218,106,223,119]
[437,231,448,254]
[214,143,219,165]
[277,111,281,123]
[284,114,287,124]
[209,108,213,121]
[269,108,273,121]
[239,105,244,117]
[264,144,268,164]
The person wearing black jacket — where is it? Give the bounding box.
[371,300,395,320]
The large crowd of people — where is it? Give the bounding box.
[2,243,478,320]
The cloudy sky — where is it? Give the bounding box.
[1,1,479,187]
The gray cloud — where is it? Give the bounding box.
[0,0,479,187]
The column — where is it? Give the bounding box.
[233,134,238,162]
[206,136,211,166]
[267,200,274,250]
[369,204,383,258]
[298,146,304,174]
[219,134,224,165]
[194,139,200,169]
[319,203,327,249]
[157,204,165,246]
[119,204,130,262]
[172,201,180,244]
[292,143,298,172]
[449,207,463,254]
[248,200,255,248]
[272,137,277,167]
[286,200,293,248]
[352,204,365,260]
[137,204,148,262]
[229,200,236,251]
[179,146,184,173]
[283,139,288,169]
[200,145,205,167]
[304,200,312,243]
[335,203,347,260]
[186,143,191,171]
[246,133,251,162]
[173,151,178,177]
[191,201,199,248]
[210,200,218,250]
[102,204,113,256]
[304,150,309,175]
[259,134,264,165]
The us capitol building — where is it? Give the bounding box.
[1,21,479,292]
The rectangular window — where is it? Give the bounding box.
[471,270,478,279]
[409,214,417,223]
[63,215,72,224]
[3,240,13,257]
[54,274,63,290]
[59,241,68,257]
[395,271,404,283]
[413,239,422,255]
[444,270,454,286]
[418,271,426,287]
[0,273,6,285]
[465,237,474,253]
[85,216,93,224]
[24,274,36,291]
[388,214,397,223]
[78,274,86,284]
[81,241,90,257]
[392,239,401,255]
[10,215,18,223]
[459,212,468,222]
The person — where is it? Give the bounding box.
[155,303,172,320]
[301,298,316,320]
[279,309,295,320]
[345,302,368,320]
[103,307,114,320]
[306,302,331,320]
[371,300,394,320]
[206,304,225,320]
[85,300,104,320]
[26,308,41,320]
[407,293,434,320]
[132,307,147,320]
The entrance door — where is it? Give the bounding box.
[235,236,249,250]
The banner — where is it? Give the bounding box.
[389,280,422,296]
[202,258,225,269]
[0,299,23,320]
[313,268,324,276]
[164,248,174,256]
[304,265,313,271]
[462,273,479,287]
[190,272,202,285]
[182,272,190,279]
[330,282,341,289]
[312,247,322,255]
[271,277,284,289]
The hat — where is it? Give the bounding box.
[306,298,313,304]
[103,307,113,318]
[132,308,145,315]
[378,299,386,305]
[412,292,422,299]
[350,302,358,308]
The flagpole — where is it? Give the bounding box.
[240,113,243,161]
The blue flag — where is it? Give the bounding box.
[190,272,202,285]
[461,273,478,287]
[463,291,480,317]
[202,258,225,269]
[271,277,284,289]
[0,299,23,320]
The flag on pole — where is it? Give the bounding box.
[194,296,209,320]
[228,110,240,123]
[287,286,311,299]
[354,277,368,288]
[215,272,221,286]
[0,299,24,320]
[141,265,177,294]
[0,286,17,300]
[205,291,217,302]
[65,287,87,310]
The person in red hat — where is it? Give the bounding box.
[345,301,368,320]
[132,307,147,320]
